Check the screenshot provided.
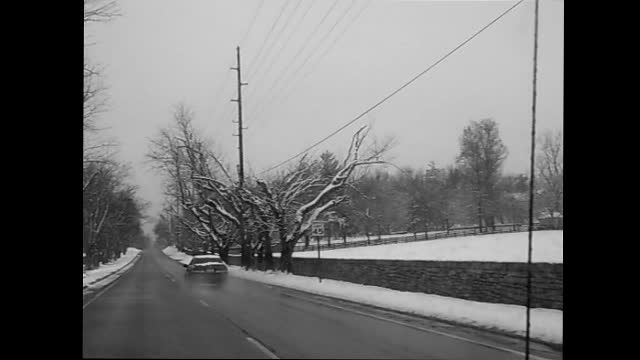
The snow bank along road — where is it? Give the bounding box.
[229,267,562,346]
[83,245,562,359]
[83,247,141,289]
[83,248,142,308]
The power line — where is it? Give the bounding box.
[253,0,370,128]
[276,0,356,95]
[239,0,265,48]
[245,0,292,75]
[250,0,357,123]
[246,0,304,81]
[244,0,315,102]
[249,0,347,120]
[258,0,525,175]
[246,0,340,119]
[287,0,369,91]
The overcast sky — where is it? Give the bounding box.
[85,0,563,222]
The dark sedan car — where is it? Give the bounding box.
[183,255,228,278]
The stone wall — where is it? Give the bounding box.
[226,256,563,310]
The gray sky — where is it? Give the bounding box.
[85,0,564,220]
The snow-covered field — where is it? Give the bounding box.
[162,246,193,265]
[293,230,563,263]
[83,247,141,288]
[304,230,446,246]
[229,266,562,345]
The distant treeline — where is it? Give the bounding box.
[150,104,562,272]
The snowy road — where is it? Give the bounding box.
[83,246,561,359]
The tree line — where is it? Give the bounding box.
[84,0,148,269]
[149,105,562,273]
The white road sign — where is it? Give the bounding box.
[312,222,325,237]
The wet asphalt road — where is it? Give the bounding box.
[82,246,557,359]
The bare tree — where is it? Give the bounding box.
[255,156,324,269]
[153,215,172,248]
[84,0,121,24]
[536,130,563,218]
[147,106,199,252]
[83,162,142,268]
[457,118,508,232]
[147,104,245,262]
[84,0,120,131]
[82,1,145,267]
[84,165,115,266]
[257,126,387,272]
[83,61,109,132]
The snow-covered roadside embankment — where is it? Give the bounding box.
[83,247,142,289]
[162,246,193,265]
[228,266,562,345]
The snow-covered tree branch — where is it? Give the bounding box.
[255,125,385,272]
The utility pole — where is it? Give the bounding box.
[525,1,540,359]
[231,46,248,187]
[231,46,249,267]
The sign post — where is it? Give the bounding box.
[312,221,325,238]
[312,221,325,283]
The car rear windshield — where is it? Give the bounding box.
[191,256,223,265]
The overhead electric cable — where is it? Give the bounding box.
[258,0,525,175]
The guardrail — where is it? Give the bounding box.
[228,223,553,254]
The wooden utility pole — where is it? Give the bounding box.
[231,46,248,186]
[525,0,540,359]
[231,46,249,267]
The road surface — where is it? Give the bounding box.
[83,246,561,359]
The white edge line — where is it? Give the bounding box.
[283,291,553,360]
[82,254,141,310]
[246,337,279,359]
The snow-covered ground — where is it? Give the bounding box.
[83,247,142,288]
[303,230,446,246]
[162,246,193,265]
[229,266,562,345]
[293,230,563,263]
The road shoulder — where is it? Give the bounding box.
[83,252,142,306]
[228,268,563,360]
